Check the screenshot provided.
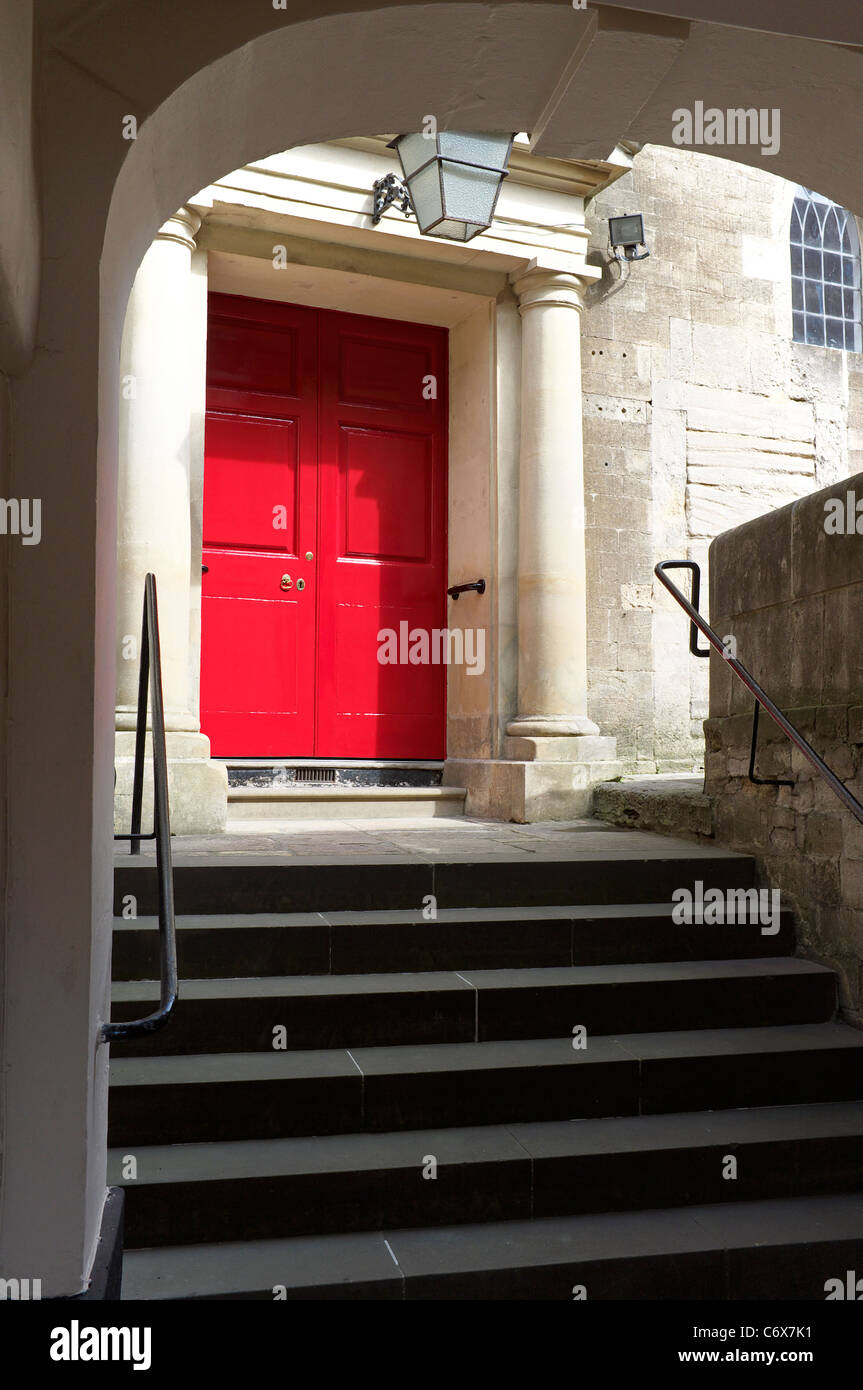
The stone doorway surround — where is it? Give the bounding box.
[114,137,629,832]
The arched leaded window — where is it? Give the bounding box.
[791,187,862,352]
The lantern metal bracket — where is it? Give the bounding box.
[372,173,413,225]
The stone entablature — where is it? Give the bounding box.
[193,136,633,276]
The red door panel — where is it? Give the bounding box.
[317,308,448,758]
[200,294,448,759]
[203,413,302,550]
[201,577,305,744]
[206,294,308,416]
[201,296,318,755]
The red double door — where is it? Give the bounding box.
[200,292,448,758]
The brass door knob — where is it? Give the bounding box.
[305,551,314,561]
[280,574,292,590]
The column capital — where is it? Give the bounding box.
[154,206,202,252]
[509,264,589,314]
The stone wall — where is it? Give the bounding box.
[706,471,863,1021]
[583,144,863,774]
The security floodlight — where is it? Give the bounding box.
[608,213,649,262]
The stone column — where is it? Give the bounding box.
[502,261,620,812]
[506,264,597,740]
[114,207,227,834]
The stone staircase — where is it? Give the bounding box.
[109,847,863,1299]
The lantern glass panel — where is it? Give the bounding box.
[406,161,444,232]
[425,219,485,242]
[437,131,513,171]
[394,133,432,180]
[440,163,500,224]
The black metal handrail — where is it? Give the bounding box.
[656,559,863,828]
[103,573,178,1040]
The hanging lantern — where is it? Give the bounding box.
[373,132,515,243]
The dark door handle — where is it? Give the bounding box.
[448,579,486,600]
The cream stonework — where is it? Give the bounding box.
[583,145,863,774]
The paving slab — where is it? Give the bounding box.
[115,816,753,867]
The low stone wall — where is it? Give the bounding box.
[707,470,863,1022]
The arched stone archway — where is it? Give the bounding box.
[4,0,863,1296]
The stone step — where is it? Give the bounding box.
[108,958,836,1057]
[227,785,466,821]
[110,1101,863,1250]
[120,1192,863,1299]
[594,775,714,840]
[113,850,758,916]
[111,903,795,981]
[108,1022,863,1145]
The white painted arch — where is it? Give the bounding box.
[5,0,863,1295]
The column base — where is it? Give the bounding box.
[115,705,198,733]
[506,715,600,737]
[114,731,228,835]
[444,735,622,823]
[503,734,618,763]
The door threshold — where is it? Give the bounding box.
[221,759,445,791]
[219,758,445,769]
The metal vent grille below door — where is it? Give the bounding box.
[294,767,337,784]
